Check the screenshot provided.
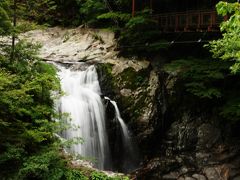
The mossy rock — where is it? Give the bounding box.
[96,63,117,98]
[117,67,149,91]
[96,62,152,128]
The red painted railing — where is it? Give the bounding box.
[152,10,222,32]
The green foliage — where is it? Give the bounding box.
[114,0,131,10]
[65,169,88,180]
[5,0,81,26]
[92,32,105,44]
[97,12,131,23]
[54,0,81,26]
[221,98,240,122]
[0,0,12,35]
[0,40,66,179]
[118,67,148,90]
[164,58,230,99]
[19,148,64,179]
[216,1,240,16]
[77,0,107,26]
[206,2,240,73]
[91,171,109,180]
[19,0,57,24]
[16,20,45,33]
[125,15,155,30]
[204,2,240,122]
[0,39,128,179]
[164,58,240,122]
[118,12,168,55]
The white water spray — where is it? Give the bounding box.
[56,63,110,170]
[104,97,136,171]
[104,97,132,147]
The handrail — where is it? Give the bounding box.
[151,9,221,32]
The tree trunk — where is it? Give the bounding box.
[11,0,17,61]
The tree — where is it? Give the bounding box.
[77,0,107,26]
[0,41,63,179]
[0,0,12,35]
[18,0,58,24]
[207,2,240,73]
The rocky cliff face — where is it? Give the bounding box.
[21,27,240,179]
[133,67,240,180]
[20,27,160,171]
[21,27,160,145]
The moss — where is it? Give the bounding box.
[120,96,135,110]
[131,90,150,121]
[117,67,149,91]
[102,63,113,75]
[119,89,150,124]
[114,66,152,124]
[67,162,129,180]
[96,63,152,124]
[96,63,116,98]
[97,63,113,74]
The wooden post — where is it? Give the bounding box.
[175,14,179,32]
[132,0,135,17]
[197,12,201,30]
[209,11,214,31]
[185,14,189,32]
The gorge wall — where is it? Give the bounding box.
[21,27,240,179]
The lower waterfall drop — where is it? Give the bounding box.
[56,63,111,170]
[105,97,137,172]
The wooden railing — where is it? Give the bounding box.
[152,10,223,32]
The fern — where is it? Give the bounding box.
[97,12,130,22]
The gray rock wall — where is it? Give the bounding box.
[20,27,240,178]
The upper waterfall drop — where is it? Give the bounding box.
[56,63,111,170]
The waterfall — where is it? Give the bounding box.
[56,63,110,170]
[53,62,138,172]
[104,97,132,149]
[104,97,137,172]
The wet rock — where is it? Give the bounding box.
[96,63,116,98]
[120,89,132,97]
[134,158,181,179]
[196,152,213,166]
[178,177,185,180]
[167,115,199,151]
[184,177,195,180]
[97,61,159,153]
[204,167,220,180]
[197,123,221,150]
[162,172,179,179]
[203,166,228,180]
[192,174,207,180]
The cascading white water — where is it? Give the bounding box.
[56,63,110,170]
[104,97,136,171]
[104,97,132,148]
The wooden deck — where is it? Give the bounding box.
[152,10,222,32]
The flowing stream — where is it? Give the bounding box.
[55,63,135,171]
